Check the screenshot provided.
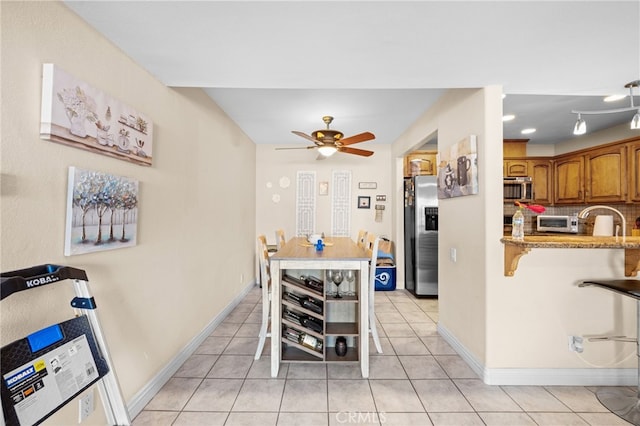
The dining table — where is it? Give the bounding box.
[269,236,371,378]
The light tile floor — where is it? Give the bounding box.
[133,288,633,425]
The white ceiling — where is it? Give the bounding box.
[64,1,640,148]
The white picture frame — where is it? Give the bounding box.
[358,182,377,189]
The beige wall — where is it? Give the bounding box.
[2,7,635,426]
[1,2,256,424]
[555,121,639,155]
[392,87,504,365]
[527,122,638,156]
[255,144,393,248]
[391,87,637,378]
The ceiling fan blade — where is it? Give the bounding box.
[275,145,317,150]
[339,146,374,157]
[292,130,321,145]
[339,132,375,146]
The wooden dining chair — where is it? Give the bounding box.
[366,234,383,353]
[365,232,376,253]
[275,229,286,251]
[255,235,272,359]
[356,229,367,249]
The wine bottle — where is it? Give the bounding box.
[283,326,323,352]
[302,316,323,333]
[283,308,302,326]
[301,297,323,314]
[300,332,323,352]
[303,275,323,293]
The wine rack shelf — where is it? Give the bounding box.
[326,322,358,336]
[281,345,323,362]
[269,236,370,378]
[279,270,362,366]
[325,349,359,362]
[280,337,324,359]
[281,299,323,320]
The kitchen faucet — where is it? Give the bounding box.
[577,205,626,238]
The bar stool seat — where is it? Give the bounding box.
[579,279,640,426]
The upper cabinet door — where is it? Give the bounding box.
[584,145,627,203]
[405,151,437,177]
[628,140,640,202]
[554,155,584,204]
[529,160,553,204]
[504,160,528,177]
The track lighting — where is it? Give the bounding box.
[632,111,640,130]
[573,114,586,135]
[572,80,640,135]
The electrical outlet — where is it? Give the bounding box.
[78,390,94,423]
[450,248,457,263]
[568,335,584,353]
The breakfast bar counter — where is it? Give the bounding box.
[501,235,640,277]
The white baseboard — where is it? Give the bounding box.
[437,323,636,386]
[126,281,256,419]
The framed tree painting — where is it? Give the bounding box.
[64,167,139,256]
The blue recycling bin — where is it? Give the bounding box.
[375,265,396,291]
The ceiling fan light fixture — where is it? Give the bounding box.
[318,146,337,157]
[573,114,587,135]
[632,111,640,130]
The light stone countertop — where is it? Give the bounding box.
[500,236,640,277]
[501,235,640,249]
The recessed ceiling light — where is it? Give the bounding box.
[604,94,626,102]
[502,114,515,122]
[521,128,536,134]
[502,94,506,99]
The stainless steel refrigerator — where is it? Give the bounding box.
[404,175,438,297]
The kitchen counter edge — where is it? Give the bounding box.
[500,236,640,249]
[500,236,640,277]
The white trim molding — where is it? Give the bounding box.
[126,281,255,418]
[437,323,636,386]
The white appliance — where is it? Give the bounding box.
[536,215,578,234]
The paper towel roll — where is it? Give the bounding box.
[593,215,614,236]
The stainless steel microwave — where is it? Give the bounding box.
[536,215,578,233]
[503,177,533,201]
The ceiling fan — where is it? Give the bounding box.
[277,116,375,157]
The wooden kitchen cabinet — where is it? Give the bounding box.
[529,159,553,204]
[504,159,529,177]
[554,154,584,204]
[628,139,640,202]
[584,144,627,203]
[504,137,639,206]
[404,151,437,177]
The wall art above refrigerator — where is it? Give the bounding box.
[40,64,153,166]
[437,135,478,199]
